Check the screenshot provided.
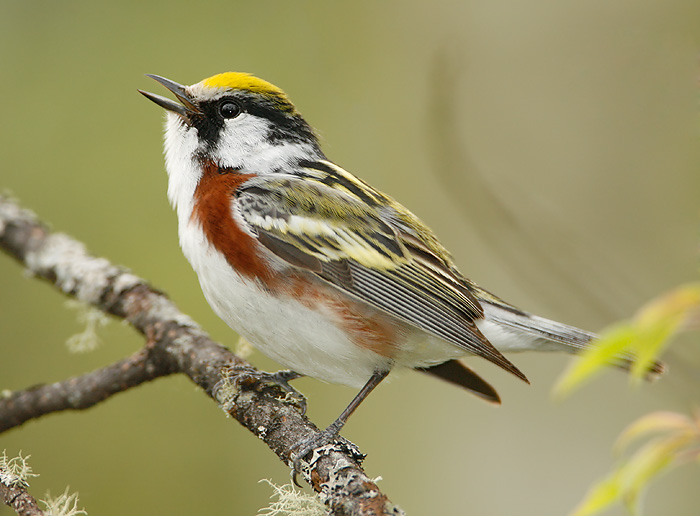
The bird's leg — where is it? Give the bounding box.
[291,368,390,475]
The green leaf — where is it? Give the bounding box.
[569,436,687,516]
[615,412,694,454]
[569,470,625,516]
[570,411,700,516]
[628,284,700,381]
[616,435,691,513]
[553,324,634,398]
[554,283,700,398]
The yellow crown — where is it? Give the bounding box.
[201,72,287,98]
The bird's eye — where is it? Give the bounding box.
[219,101,241,119]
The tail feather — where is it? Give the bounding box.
[416,360,501,404]
[480,301,666,380]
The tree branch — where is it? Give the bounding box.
[0,482,46,516]
[0,348,170,432]
[0,194,404,516]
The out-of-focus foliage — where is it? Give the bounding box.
[555,284,700,397]
[570,411,700,516]
[554,282,700,515]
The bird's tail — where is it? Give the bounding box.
[479,301,666,380]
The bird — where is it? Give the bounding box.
[139,72,664,466]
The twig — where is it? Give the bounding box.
[0,194,404,516]
[0,482,46,516]
[0,348,169,432]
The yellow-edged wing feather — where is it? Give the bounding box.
[235,165,527,382]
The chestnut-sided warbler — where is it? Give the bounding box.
[140,73,664,464]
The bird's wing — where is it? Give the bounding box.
[235,170,527,382]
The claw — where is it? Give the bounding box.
[290,434,366,487]
[291,427,340,473]
[290,428,340,487]
[235,369,306,414]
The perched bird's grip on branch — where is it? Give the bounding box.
[0,194,404,516]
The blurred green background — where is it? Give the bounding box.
[1,1,699,514]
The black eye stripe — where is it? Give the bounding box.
[192,93,320,150]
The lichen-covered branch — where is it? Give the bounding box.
[0,452,45,516]
[0,348,170,432]
[0,482,46,516]
[0,195,404,516]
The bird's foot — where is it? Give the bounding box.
[291,427,341,474]
[220,368,306,415]
[289,423,365,486]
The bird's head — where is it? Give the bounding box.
[140,72,324,213]
[140,72,323,172]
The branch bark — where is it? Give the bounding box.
[0,348,169,432]
[0,195,404,516]
[0,482,46,516]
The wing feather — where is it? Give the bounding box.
[236,172,527,381]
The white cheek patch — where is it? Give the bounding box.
[214,115,274,168]
[213,115,321,173]
[163,113,202,221]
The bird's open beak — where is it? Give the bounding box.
[138,74,199,118]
